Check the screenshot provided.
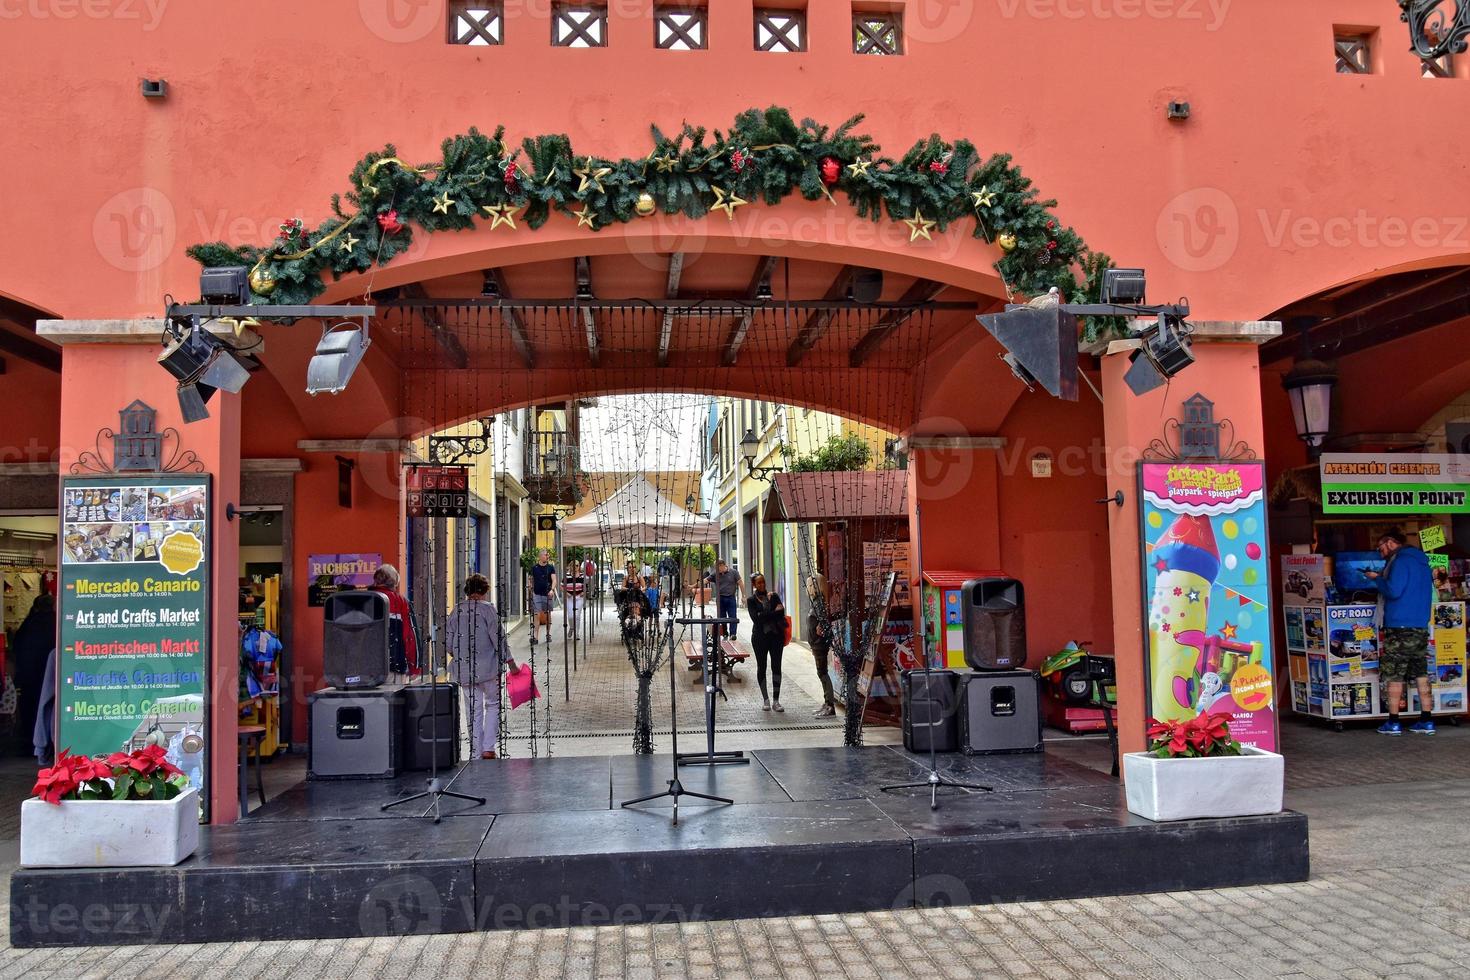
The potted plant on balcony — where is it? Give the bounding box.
[20,745,199,868]
[1123,712,1284,822]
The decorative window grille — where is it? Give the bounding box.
[755,9,805,52]
[553,3,608,48]
[656,7,707,50]
[447,2,503,45]
[1334,33,1372,74]
[1422,53,1454,78]
[853,12,901,55]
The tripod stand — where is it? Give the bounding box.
[383,523,485,823]
[880,503,991,810]
[677,616,748,768]
[619,616,734,824]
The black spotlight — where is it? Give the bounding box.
[158,318,251,422]
[1123,315,1195,396]
[851,268,883,304]
[305,321,371,395]
[200,266,250,305]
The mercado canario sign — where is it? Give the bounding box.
[1320,453,1470,513]
[59,475,211,818]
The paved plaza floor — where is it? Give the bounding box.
[1,629,1467,977]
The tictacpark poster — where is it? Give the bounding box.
[1139,462,1277,751]
[59,476,211,817]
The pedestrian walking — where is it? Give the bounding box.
[529,549,558,646]
[748,573,787,712]
[445,574,516,759]
[806,574,836,716]
[708,559,746,641]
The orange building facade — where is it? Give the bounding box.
[3,1,1468,821]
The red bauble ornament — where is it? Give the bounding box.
[730,148,748,173]
[1047,240,1058,250]
[503,160,519,189]
[377,210,404,235]
[1046,220,1056,230]
[820,156,840,186]
[928,160,949,176]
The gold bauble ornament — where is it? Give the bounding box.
[997,232,1019,253]
[248,265,278,296]
[635,192,656,217]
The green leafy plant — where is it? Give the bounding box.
[783,433,873,473]
[31,747,189,805]
[188,107,1116,337]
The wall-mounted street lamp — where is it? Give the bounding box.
[1282,357,1337,455]
[740,429,781,482]
[1399,1,1470,59]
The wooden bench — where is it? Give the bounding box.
[683,637,750,678]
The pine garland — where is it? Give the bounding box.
[188,106,1117,337]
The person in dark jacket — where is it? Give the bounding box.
[805,574,836,717]
[615,574,653,643]
[747,574,787,712]
[1365,529,1435,735]
[12,593,55,744]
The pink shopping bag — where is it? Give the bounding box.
[507,664,541,709]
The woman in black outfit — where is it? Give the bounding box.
[12,593,55,745]
[747,574,787,712]
[615,574,653,642]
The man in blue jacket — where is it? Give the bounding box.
[1365,530,1435,735]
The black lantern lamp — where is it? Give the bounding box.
[1282,357,1337,453]
[740,428,780,481]
[1400,1,1470,59]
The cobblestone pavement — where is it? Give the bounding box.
[2,712,1468,976]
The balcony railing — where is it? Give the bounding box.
[526,430,580,483]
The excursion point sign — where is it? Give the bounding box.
[1319,453,1470,514]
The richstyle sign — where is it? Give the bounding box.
[306,553,383,607]
[1319,453,1470,514]
[1139,461,1277,752]
[58,475,211,818]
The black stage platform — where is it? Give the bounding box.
[10,746,1309,946]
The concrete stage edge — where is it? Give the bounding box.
[10,746,1309,946]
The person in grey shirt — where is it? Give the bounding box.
[445,574,517,759]
[705,558,747,640]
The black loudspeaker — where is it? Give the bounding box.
[901,669,960,753]
[959,670,1043,755]
[324,591,389,689]
[976,306,1080,401]
[402,683,461,771]
[308,685,404,779]
[961,577,1027,671]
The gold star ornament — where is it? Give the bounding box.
[431,191,455,215]
[572,205,597,229]
[710,186,747,220]
[481,203,521,231]
[972,186,997,209]
[654,153,678,173]
[573,158,613,195]
[846,158,872,179]
[903,209,936,242]
[338,233,360,253]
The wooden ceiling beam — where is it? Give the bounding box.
[721,255,779,367]
[785,266,856,368]
[575,256,600,367]
[657,252,685,367]
[485,270,535,368]
[848,279,948,367]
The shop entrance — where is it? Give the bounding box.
[1,511,58,756]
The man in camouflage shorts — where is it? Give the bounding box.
[1365,530,1435,735]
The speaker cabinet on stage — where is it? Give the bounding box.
[308,685,404,779]
[961,577,1027,671]
[901,669,960,753]
[323,591,390,689]
[402,683,461,771]
[959,670,1043,755]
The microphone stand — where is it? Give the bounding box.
[619,615,735,825]
[384,519,485,823]
[880,503,991,810]
[677,614,748,767]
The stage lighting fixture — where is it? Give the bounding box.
[481,271,500,299]
[158,318,252,422]
[1100,267,1147,306]
[976,306,1080,401]
[200,266,250,305]
[1122,315,1196,396]
[851,268,883,304]
[306,321,370,395]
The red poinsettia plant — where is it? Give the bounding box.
[1145,712,1244,759]
[31,746,188,805]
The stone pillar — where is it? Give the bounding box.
[42,319,244,823]
[1099,321,1279,757]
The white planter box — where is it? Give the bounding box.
[1123,747,1284,822]
[20,789,200,868]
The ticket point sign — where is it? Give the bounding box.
[59,476,211,818]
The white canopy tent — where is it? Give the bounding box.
[560,475,718,547]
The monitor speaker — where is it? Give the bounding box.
[961,577,1027,671]
[402,683,461,771]
[323,591,390,689]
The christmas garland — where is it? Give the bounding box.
[188,106,1115,330]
